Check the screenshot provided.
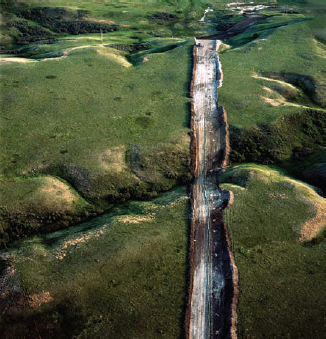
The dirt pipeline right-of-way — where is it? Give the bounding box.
[185,38,239,339]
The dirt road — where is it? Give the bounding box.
[186,39,238,339]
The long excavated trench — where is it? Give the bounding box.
[185,39,239,339]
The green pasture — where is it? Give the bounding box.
[222,164,326,338]
[0,2,325,337]
[0,39,192,182]
[0,187,189,338]
[219,16,326,127]
[0,38,193,245]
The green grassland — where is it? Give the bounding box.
[219,16,326,127]
[0,34,193,245]
[221,164,326,338]
[218,11,326,194]
[1,44,192,171]
[0,1,326,338]
[0,0,209,50]
[0,0,230,246]
[0,187,189,338]
[218,5,326,338]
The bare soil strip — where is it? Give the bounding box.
[185,39,239,339]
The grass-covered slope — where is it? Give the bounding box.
[217,5,326,338]
[0,176,95,247]
[0,35,193,246]
[221,164,326,338]
[219,17,326,127]
[0,1,325,338]
[1,43,192,178]
[0,187,189,338]
[1,1,241,248]
[218,12,326,195]
[2,2,325,247]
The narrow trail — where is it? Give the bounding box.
[186,39,239,339]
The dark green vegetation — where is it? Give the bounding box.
[221,165,326,338]
[232,117,326,194]
[0,188,189,339]
[291,149,326,194]
[230,109,325,161]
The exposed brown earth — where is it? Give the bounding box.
[185,39,239,339]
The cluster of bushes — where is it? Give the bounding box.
[129,144,192,186]
[230,124,285,164]
[108,181,175,203]
[16,7,119,35]
[291,149,326,195]
[149,11,177,23]
[17,7,89,23]
[109,42,152,53]
[6,20,56,45]
[0,208,97,248]
[230,109,326,165]
[46,20,119,35]
[212,12,239,33]
[229,109,326,194]
[40,154,190,209]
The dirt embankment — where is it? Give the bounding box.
[223,219,239,339]
[216,106,230,171]
[189,44,198,179]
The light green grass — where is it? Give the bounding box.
[1,187,189,338]
[1,42,191,170]
[221,164,326,338]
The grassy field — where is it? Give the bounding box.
[219,15,326,127]
[1,1,325,338]
[1,43,192,173]
[0,29,193,244]
[0,0,229,246]
[221,164,326,338]
[218,11,326,195]
[0,187,189,338]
